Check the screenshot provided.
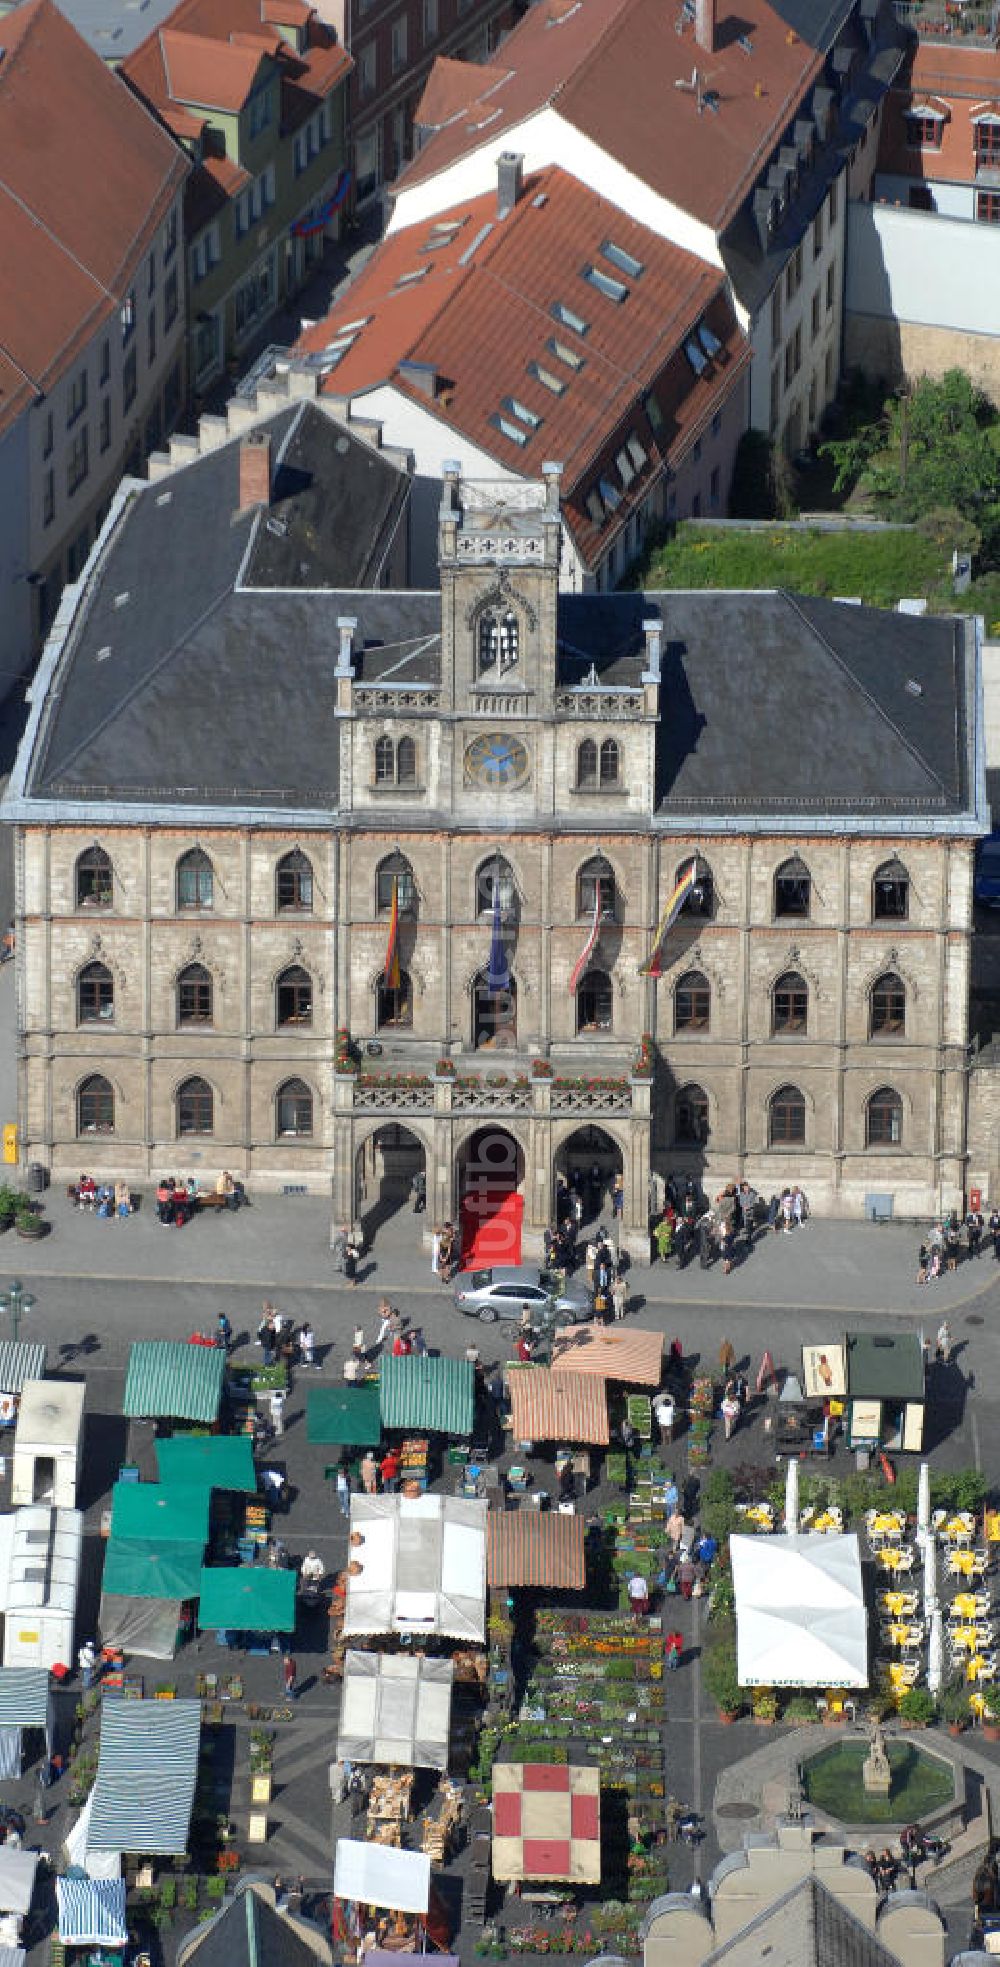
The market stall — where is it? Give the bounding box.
[10,1379,85,1509]
[492,1762,601,1885]
[0,1505,83,1669]
[123,1342,225,1425]
[0,1849,38,1951]
[333,1840,431,1943]
[775,1374,830,1458]
[344,1494,487,1642]
[486,1510,586,1592]
[0,1667,52,1777]
[550,1326,663,1387]
[845,1331,925,1453]
[337,1652,454,1770]
[507,1369,609,1448]
[197,1565,296,1636]
[155,1433,256,1491]
[306,1384,381,1450]
[110,1481,210,1550]
[730,1532,868,1689]
[55,1878,128,1949]
[379,1355,475,1440]
[99,1538,203,1659]
[0,1344,46,1434]
[87,1699,201,1857]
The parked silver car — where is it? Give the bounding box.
[454,1264,592,1324]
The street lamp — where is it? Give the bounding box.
[0,1281,35,1344]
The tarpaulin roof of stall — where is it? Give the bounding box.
[333,1840,430,1914]
[379,1353,474,1436]
[155,1433,256,1491]
[14,1378,84,1451]
[102,1537,204,1601]
[0,1850,38,1915]
[343,1493,487,1642]
[197,1566,296,1632]
[550,1325,663,1386]
[730,1532,869,1689]
[492,1763,602,1884]
[56,1878,127,1946]
[0,1668,49,1729]
[88,1700,201,1855]
[0,1344,45,1393]
[123,1342,224,1422]
[508,1368,609,1445]
[110,1482,210,1547]
[338,1651,454,1769]
[306,1383,381,1447]
[486,1509,586,1591]
[846,1331,925,1402]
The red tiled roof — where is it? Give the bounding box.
[878,41,1000,186]
[0,0,187,439]
[403,0,824,233]
[262,0,312,18]
[415,55,488,130]
[297,166,749,566]
[160,26,269,111]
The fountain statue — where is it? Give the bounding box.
[862,1716,892,1798]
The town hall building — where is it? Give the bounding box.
[4,392,986,1252]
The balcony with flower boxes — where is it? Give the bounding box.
[332,1032,654,1120]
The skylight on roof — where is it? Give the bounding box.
[528,360,566,396]
[583,265,628,304]
[600,239,644,280]
[422,219,465,252]
[698,320,723,359]
[394,267,430,289]
[551,301,589,337]
[490,413,529,448]
[503,396,543,430]
[336,317,370,335]
[684,338,708,376]
[548,337,585,371]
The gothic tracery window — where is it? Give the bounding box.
[477,606,519,676]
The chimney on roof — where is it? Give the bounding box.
[542,460,562,516]
[336,616,357,678]
[237,430,271,515]
[694,0,715,53]
[497,151,524,220]
[641,616,662,686]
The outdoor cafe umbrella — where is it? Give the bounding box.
[756,1351,775,1396]
[784,1455,800,1534]
[917,1462,931,1544]
[923,1528,939,1619]
[927,1604,944,1696]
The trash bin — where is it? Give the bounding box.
[27,1163,45,1194]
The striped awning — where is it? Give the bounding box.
[379,1354,474,1437]
[508,1368,609,1445]
[487,1510,586,1590]
[56,1878,128,1946]
[0,1343,46,1393]
[0,1668,50,1731]
[88,1699,201,1855]
[123,1343,224,1422]
[551,1325,663,1386]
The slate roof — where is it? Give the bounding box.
[177,1885,325,1967]
[706,1874,903,1966]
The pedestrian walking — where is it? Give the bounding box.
[412,1170,426,1214]
[718,1337,736,1378]
[936,1319,952,1365]
[361,1451,378,1495]
[612,1173,624,1220]
[336,1467,351,1518]
[258,1306,277,1366]
[380,1447,400,1492]
[78,1640,98,1690]
[299,1320,316,1368]
[216,1311,232,1352]
[612,1273,627,1321]
[282,1654,297,1700]
[991,1207,1000,1259]
[269,1388,285,1436]
[722,1383,740,1441]
[344,1234,360,1286]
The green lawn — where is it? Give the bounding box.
[633,524,955,612]
[801,1740,953,1825]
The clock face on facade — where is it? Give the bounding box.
[465,732,531,789]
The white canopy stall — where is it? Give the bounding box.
[343,1495,487,1643]
[334,1841,430,1916]
[0,1507,83,1669]
[12,1381,85,1509]
[730,1532,868,1689]
[0,1849,38,1954]
[337,1652,454,1770]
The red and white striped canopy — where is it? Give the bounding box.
[508,1367,609,1445]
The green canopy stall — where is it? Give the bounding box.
[123,1343,225,1424]
[379,1355,474,1438]
[110,1482,210,1547]
[100,1538,205,1660]
[155,1433,256,1491]
[307,1384,381,1447]
[198,1566,296,1634]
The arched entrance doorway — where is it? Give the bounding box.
[355,1124,426,1244]
[456,1126,525,1269]
[554,1125,624,1231]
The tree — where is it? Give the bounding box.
[821,370,1000,549]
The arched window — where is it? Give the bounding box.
[177,1076,213,1136]
[576,857,617,921]
[678,854,714,919]
[276,965,313,1028]
[674,969,710,1033]
[376,853,416,915]
[377,968,413,1029]
[76,845,113,910]
[276,1077,313,1138]
[177,962,212,1026]
[176,848,214,911]
[576,740,598,790]
[870,971,906,1037]
[477,606,519,675]
[397,736,417,787]
[476,856,516,919]
[772,970,808,1035]
[867,1086,903,1146]
[576,968,613,1032]
[873,858,909,921]
[599,738,621,787]
[769,1084,805,1146]
[774,855,811,919]
[276,850,313,913]
[675,1084,709,1146]
[77,961,114,1024]
[78,1074,114,1134]
[374,736,395,785]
